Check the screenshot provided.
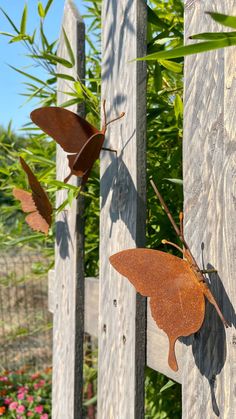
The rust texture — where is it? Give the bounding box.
[109,181,228,372]
[30,101,124,185]
[13,157,52,234]
[110,248,205,371]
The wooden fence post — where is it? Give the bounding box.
[183,1,236,417]
[98,0,147,418]
[52,1,85,418]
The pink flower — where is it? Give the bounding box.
[34,405,44,414]
[34,379,45,390]
[27,412,33,417]
[18,386,28,393]
[18,392,25,400]
[17,405,25,413]
[40,415,48,419]
[27,395,34,402]
[0,376,8,382]
[9,401,18,410]
[31,373,40,380]
[4,397,13,405]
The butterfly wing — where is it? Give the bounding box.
[13,188,50,234]
[64,132,105,184]
[109,248,205,371]
[30,107,99,153]
[13,188,36,213]
[25,212,50,235]
[19,157,52,227]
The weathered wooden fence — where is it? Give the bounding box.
[49,0,236,418]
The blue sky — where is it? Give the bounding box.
[0,0,85,131]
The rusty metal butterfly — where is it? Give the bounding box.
[109,180,228,372]
[30,100,125,184]
[13,157,52,235]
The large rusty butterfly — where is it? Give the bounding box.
[30,100,125,184]
[110,180,228,372]
[13,157,52,235]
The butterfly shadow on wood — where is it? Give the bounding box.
[181,252,236,416]
[100,129,145,241]
[55,212,73,260]
[110,181,229,377]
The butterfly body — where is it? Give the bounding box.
[30,103,124,185]
[110,248,205,371]
[13,157,52,234]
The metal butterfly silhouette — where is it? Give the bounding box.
[109,180,228,372]
[30,100,125,184]
[13,157,52,235]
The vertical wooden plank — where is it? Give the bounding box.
[183,1,236,417]
[53,1,85,418]
[98,1,147,418]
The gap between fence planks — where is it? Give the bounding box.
[183,1,236,417]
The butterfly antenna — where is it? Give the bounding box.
[162,239,184,255]
[102,103,125,134]
[106,111,125,129]
[150,179,187,245]
[102,99,107,133]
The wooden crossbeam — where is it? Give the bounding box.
[49,272,182,384]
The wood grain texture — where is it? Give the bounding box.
[183,1,236,417]
[98,0,147,417]
[49,272,182,383]
[84,277,99,338]
[147,304,182,383]
[52,2,85,418]
[48,269,55,314]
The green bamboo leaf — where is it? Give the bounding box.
[38,2,45,18]
[5,234,45,246]
[0,8,20,33]
[207,11,236,30]
[0,31,15,37]
[8,65,48,86]
[20,4,28,34]
[147,5,168,30]
[68,189,75,207]
[159,380,175,393]
[31,29,37,44]
[74,81,84,99]
[174,94,183,120]
[159,59,183,73]
[137,37,236,60]
[56,197,70,213]
[83,395,97,407]
[60,98,83,108]
[164,178,183,185]
[45,0,54,16]
[42,53,74,68]
[190,31,236,41]
[53,73,76,82]
[62,27,75,66]
[40,21,49,50]
[50,180,79,192]
[9,34,31,44]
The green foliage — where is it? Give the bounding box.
[140,11,236,61]
[0,124,55,253]
[145,368,181,418]
[146,0,183,253]
[1,1,234,417]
